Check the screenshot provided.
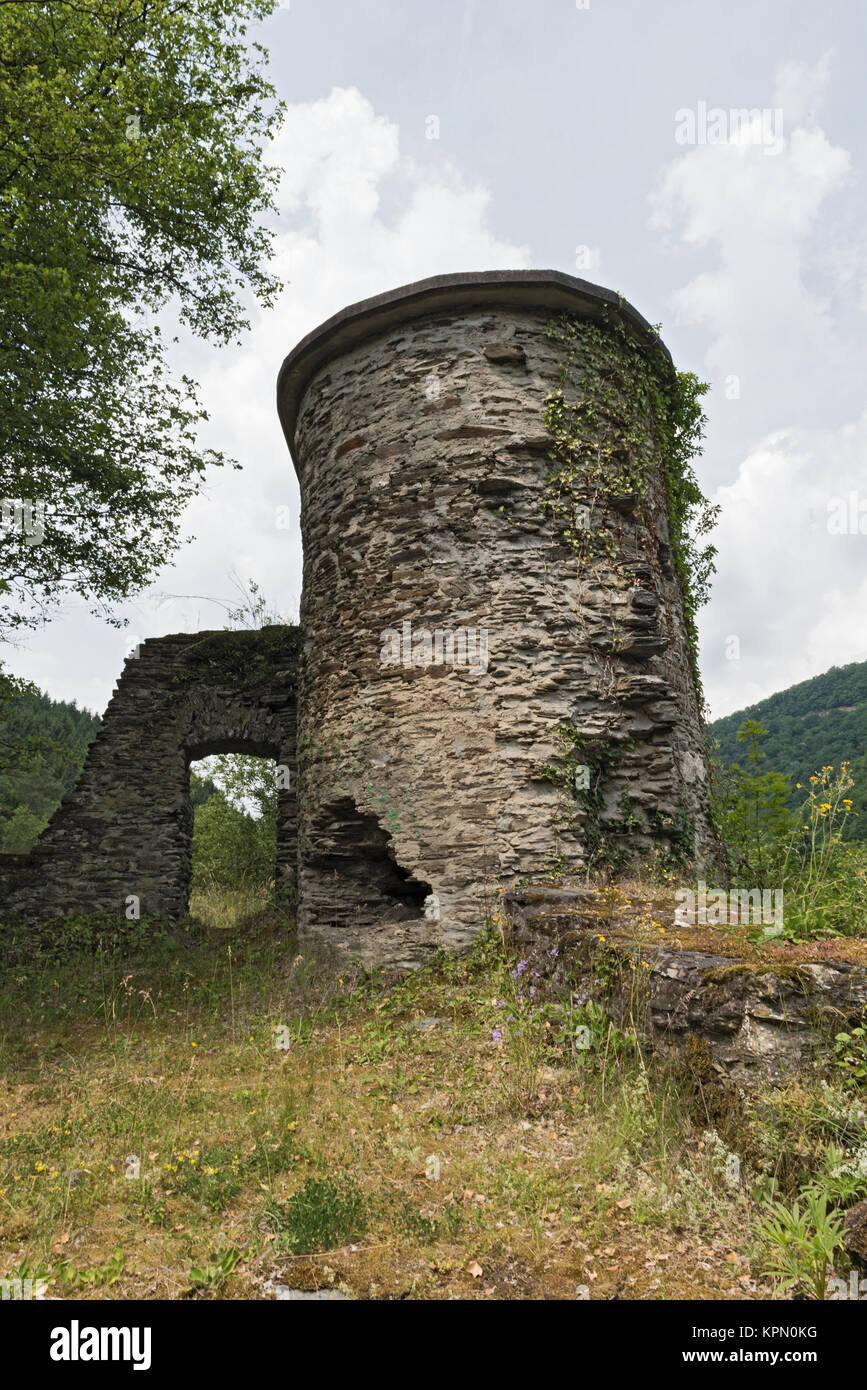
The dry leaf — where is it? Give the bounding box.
[616,1198,631,1210]
[467,1261,483,1278]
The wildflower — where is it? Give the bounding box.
[516,960,528,974]
[549,947,559,957]
[492,1029,502,1043]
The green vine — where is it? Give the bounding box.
[540,725,633,870]
[540,309,718,705]
[647,795,696,870]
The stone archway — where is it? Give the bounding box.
[0,628,298,922]
[185,742,292,916]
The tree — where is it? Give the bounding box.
[716,720,795,883]
[0,680,100,827]
[0,0,284,638]
[1,803,48,852]
[191,756,277,888]
[190,768,219,807]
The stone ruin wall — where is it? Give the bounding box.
[0,273,721,965]
[0,628,298,922]
[288,285,720,964]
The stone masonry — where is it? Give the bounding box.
[278,271,720,964]
[0,628,298,921]
[1,272,719,964]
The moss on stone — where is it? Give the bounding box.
[699,961,814,991]
[175,626,300,692]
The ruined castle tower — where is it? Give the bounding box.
[0,271,719,961]
[278,271,718,965]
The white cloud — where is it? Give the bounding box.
[650,119,850,419]
[772,50,834,127]
[651,56,867,718]
[700,410,867,717]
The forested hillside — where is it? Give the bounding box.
[0,689,101,851]
[709,659,867,842]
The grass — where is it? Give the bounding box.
[188,882,275,931]
[0,883,864,1300]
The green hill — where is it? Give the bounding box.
[709,659,867,842]
[0,687,101,851]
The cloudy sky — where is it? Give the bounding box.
[9,0,867,720]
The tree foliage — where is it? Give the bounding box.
[0,0,283,636]
[714,720,795,882]
[190,754,276,888]
[710,659,867,843]
[0,684,100,849]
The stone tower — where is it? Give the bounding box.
[0,271,719,964]
[278,270,718,965]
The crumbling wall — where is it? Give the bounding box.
[2,272,722,962]
[0,628,298,922]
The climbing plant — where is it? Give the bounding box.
[540,724,633,871]
[540,309,718,703]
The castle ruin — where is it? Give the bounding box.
[0,271,719,966]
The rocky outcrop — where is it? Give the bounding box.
[504,886,867,1086]
[624,952,867,1085]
